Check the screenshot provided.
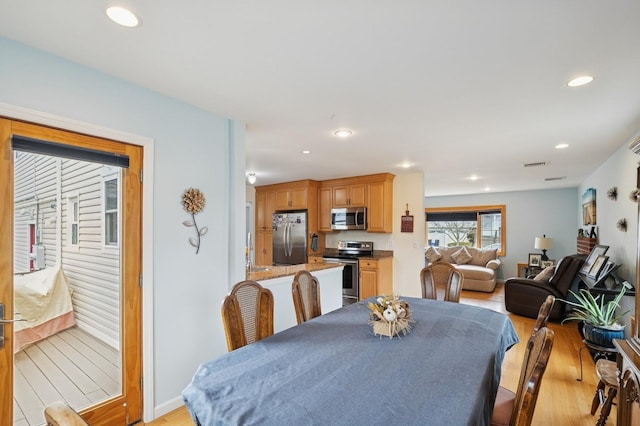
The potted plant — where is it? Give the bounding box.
[561,285,631,348]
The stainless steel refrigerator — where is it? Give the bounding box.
[272,210,308,265]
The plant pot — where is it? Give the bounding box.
[582,323,625,348]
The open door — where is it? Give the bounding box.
[0,118,142,425]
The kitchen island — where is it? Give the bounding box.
[247,262,344,332]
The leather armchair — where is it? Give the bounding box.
[505,254,585,321]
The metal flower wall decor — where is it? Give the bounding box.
[182,188,208,254]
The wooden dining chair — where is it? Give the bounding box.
[221,280,274,351]
[490,326,555,426]
[420,261,463,302]
[533,295,555,332]
[44,401,89,426]
[291,270,321,324]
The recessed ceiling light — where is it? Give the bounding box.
[399,162,412,168]
[567,75,594,87]
[555,143,569,149]
[106,6,141,28]
[334,129,353,138]
[301,150,311,154]
[484,187,491,192]
[469,175,479,181]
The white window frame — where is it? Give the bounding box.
[66,192,80,251]
[101,167,121,249]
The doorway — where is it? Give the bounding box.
[0,118,143,425]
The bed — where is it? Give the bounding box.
[13,266,76,353]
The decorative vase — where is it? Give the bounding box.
[582,323,625,348]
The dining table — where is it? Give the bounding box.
[182,297,520,425]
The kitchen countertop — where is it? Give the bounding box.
[246,262,344,281]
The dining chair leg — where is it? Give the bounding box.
[590,379,605,415]
[596,386,617,426]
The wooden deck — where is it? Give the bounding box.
[13,326,120,426]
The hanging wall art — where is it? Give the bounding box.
[182,187,208,254]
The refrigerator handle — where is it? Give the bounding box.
[287,222,293,256]
[281,222,288,257]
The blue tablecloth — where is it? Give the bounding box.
[182,297,519,425]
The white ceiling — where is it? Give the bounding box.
[2,1,640,196]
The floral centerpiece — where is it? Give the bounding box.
[368,295,412,338]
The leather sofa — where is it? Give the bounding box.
[504,254,586,321]
[424,246,501,292]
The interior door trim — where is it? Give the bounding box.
[0,103,157,422]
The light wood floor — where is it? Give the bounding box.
[147,283,612,425]
[13,326,120,426]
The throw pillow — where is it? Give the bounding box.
[425,246,442,263]
[534,266,555,282]
[451,247,473,265]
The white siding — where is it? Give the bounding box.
[13,152,120,349]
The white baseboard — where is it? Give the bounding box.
[153,396,186,421]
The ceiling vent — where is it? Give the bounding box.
[545,176,566,181]
[523,161,548,168]
[629,135,640,155]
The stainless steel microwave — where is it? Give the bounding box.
[331,207,367,230]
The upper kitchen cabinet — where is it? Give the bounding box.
[256,189,275,231]
[319,173,394,233]
[274,183,312,210]
[332,183,366,207]
[367,175,394,233]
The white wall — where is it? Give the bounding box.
[0,37,245,419]
[579,134,640,334]
[326,173,425,297]
[424,188,578,279]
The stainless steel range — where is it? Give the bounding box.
[323,241,374,306]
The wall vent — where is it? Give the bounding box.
[629,135,640,155]
[545,176,566,181]
[523,161,548,168]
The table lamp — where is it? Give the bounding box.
[534,235,553,261]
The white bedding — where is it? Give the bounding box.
[14,266,76,353]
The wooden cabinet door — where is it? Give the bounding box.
[349,184,367,207]
[318,187,333,232]
[256,190,275,231]
[275,188,291,210]
[332,185,350,207]
[255,231,273,266]
[289,187,308,209]
[367,182,385,232]
[360,265,378,300]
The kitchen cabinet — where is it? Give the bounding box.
[319,173,394,234]
[255,180,325,262]
[255,230,273,266]
[359,257,393,299]
[366,176,394,233]
[256,190,275,231]
[318,187,333,232]
[275,186,308,210]
[333,183,366,207]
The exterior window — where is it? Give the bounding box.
[104,178,118,246]
[425,205,506,256]
[67,194,79,248]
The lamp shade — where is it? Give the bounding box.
[534,236,554,250]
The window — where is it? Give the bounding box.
[425,205,506,256]
[67,193,79,249]
[104,177,119,246]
